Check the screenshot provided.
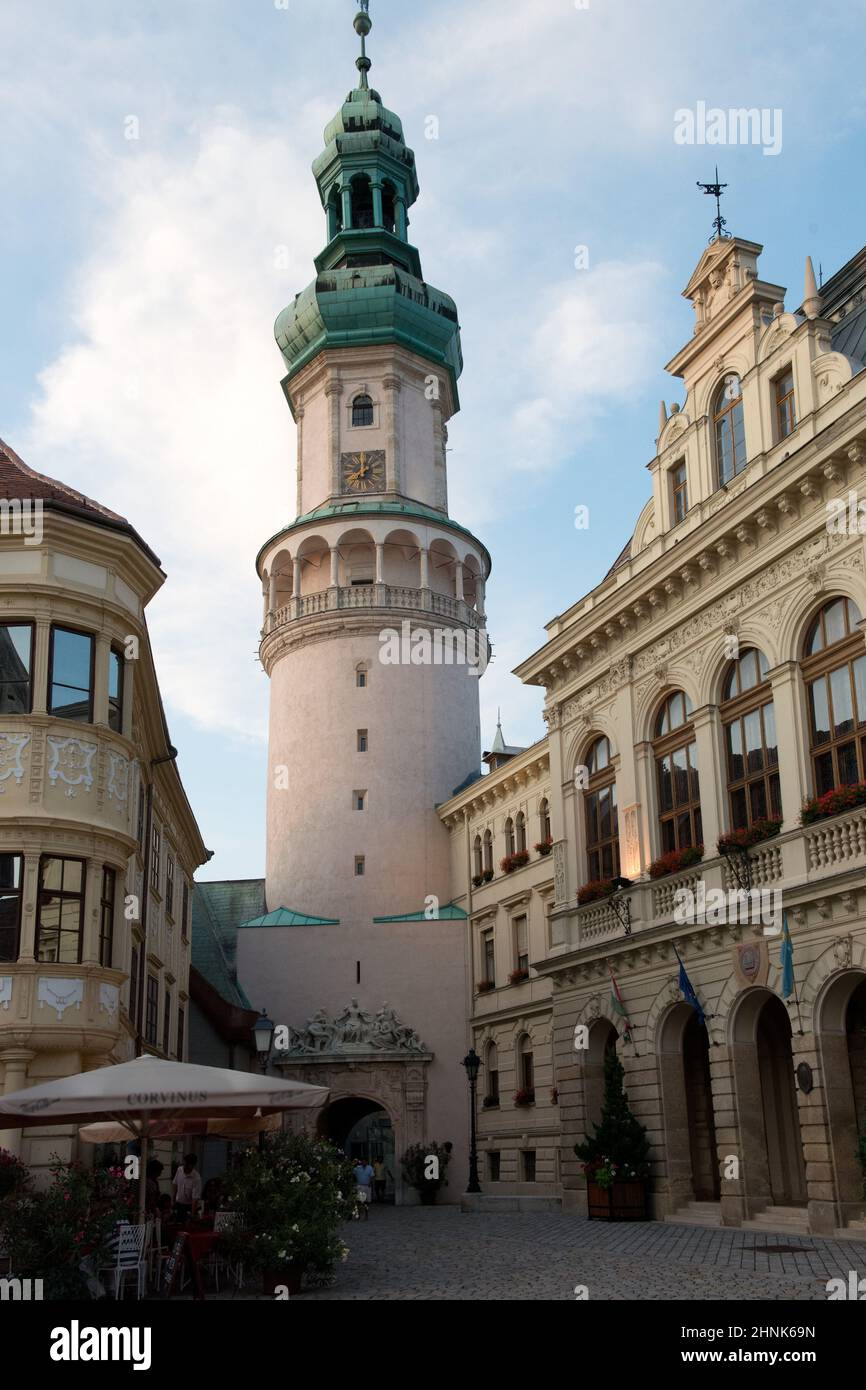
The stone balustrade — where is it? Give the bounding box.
[270,583,485,631]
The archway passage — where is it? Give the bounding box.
[319,1096,395,1203]
[817,970,866,1221]
[683,1011,720,1201]
[847,979,866,1125]
[756,995,807,1206]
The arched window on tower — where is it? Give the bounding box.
[654,693,701,853]
[801,596,866,795]
[483,829,493,874]
[381,180,397,234]
[504,817,515,858]
[352,394,374,428]
[351,174,374,230]
[583,736,619,882]
[327,185,343,239]
[721,648,780,831]
[713,375,747,487]
[473,835,483,879]
[515,811,526,853]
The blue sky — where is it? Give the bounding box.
[2,0,865,881]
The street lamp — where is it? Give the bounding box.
[461,1048,482,1195]
[252,1010,275,1074]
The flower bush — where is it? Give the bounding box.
[800,782,866,826]
[477,979,495,994]
[401,1141,451,1200]
[0,1148,29,1201]
[508,967,529,985]
[717,817,782,854]
[500,850,530,873]
[513,1088,535,1107]
[219,1131,356,1284]
[535,839,553,857]
[577,878,619,906]
[0,1158,131,1300]
[648,845,704,879]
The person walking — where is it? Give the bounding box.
[373,1156,389,1203]
[353,1157,374,1219]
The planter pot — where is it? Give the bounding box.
[586,1179,648,1222]
[262,1264,304,1297]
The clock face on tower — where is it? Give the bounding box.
[341,450,386,494]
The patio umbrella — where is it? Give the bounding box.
[78,1114,283,1145]
[0,1055,329,1220]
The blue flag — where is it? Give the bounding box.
[675,948,706,1026]
[780,911,795,1000]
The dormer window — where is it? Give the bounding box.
[352,394,374,428]
[671,459,689,524]
[713,376,746,486]
[774,368,796,441]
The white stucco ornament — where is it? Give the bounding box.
[107,752,130,809]
[37,978,85,1019]
[0,977,12,1010]
[0,733,30,792]
[99,983,120,1018]
[47,737,97,797]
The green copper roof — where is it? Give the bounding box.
[373,903,468,923]
[192,879,264,1009]
[239,906,341,928]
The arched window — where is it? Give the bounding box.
[486,1042,499,1104]
[327,185,343,238]
[721,649,780,829]
[504,817,515,858]
[483,829,493,874]
[519,1035,534,1094]
[713,375,747,486]
[381,180,397,234]
[352,393,374,428]
[583,736,619,881]
[539,798,551,843]
[473,835,482,878]
[802,597,866,795]
[350,174,374,229]
[653,693,701,853]
[515,811,526,853]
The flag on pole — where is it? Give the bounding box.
[780,911,795,1000]
[674,948,706,1027]
[609,966,633,1043]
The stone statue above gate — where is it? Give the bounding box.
[282,1000,429,1056]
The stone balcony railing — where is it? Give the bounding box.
[566,806,866,954]
[268,583,485,632]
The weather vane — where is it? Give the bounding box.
[696,166,730,243]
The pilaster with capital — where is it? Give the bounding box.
[326,381,343,497]
[382,374,401,492]
[691,704,724,855]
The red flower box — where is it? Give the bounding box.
[648,845,704,880]
[477,979,495,994]
[534,839,553,856]
[577,877,618,906]
[501,850,530,873]
[508,967,529,985]
[513,1088,535,1107]
[717,817,782,854]
[800,782,866,826]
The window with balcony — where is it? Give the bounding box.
[721,649,780,830]
[671,459,689,524]
[99,866,116,968]
[0,623,33,715]
[145,975,159,1046]
[774,367,797,441]
[583,735,620,880]
[654,692,701,852]
[0,854,24,962]
[713,375,747,486]
[802,597,866,795]
[36,857,85,964]
[108,646,124,733]
[49,626,94,723]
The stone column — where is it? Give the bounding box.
[768,660,810,834]
[691,704,723,854]
[476,576,486,619]
[32,620,50,715]
[81,857,103,965]
[419,547,429,591]
[268,573,277,626]
[395,195,407,240]
[454,562,464,602]
[383,375,400,492]
[93,634,110,726]
[341,184,352,232]
[330,546,340,588]
[371,180,383,227]
[0,1050,36,1157]
[292,557,302,621]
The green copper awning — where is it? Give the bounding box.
[373,903,468,923]
[239,907,340,928]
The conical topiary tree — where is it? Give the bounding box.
[574,1048,651,1184]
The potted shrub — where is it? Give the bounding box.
[800,782,866,826]
[575,1050,650,1221]
[648,845,704,879]
[401,1141,451,1205]
[717,817,782,854]
[577,878,618,906]
[514,1088,535,1107]
[0,1157,131,1299]
[477,979,495,994]
[220,1131,356,1295]
[535,838,553,857]
[509,967,529,985]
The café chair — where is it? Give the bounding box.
[209,1210,244,1292]
[97,1221,148,1300]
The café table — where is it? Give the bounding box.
[165,1219,220,1300]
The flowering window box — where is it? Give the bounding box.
[800,782,866,826]
[481,868,494,883]
[508,967,529,985]
[500,850,530,873]
[477,979,495,994]
[577,877,619,906]
[648,845,704,880]
[717,817,782,854]
[513,1088,535,1107]
[535,839,553,857]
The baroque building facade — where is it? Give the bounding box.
[441,234,866,1234]
[0,440,208,1175]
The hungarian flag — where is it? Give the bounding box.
[609,966,633,1043]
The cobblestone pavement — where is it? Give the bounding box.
[301,1207,866,1301]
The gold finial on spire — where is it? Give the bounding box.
[354,3,373,90]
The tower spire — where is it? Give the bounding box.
[354,3,373,90]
